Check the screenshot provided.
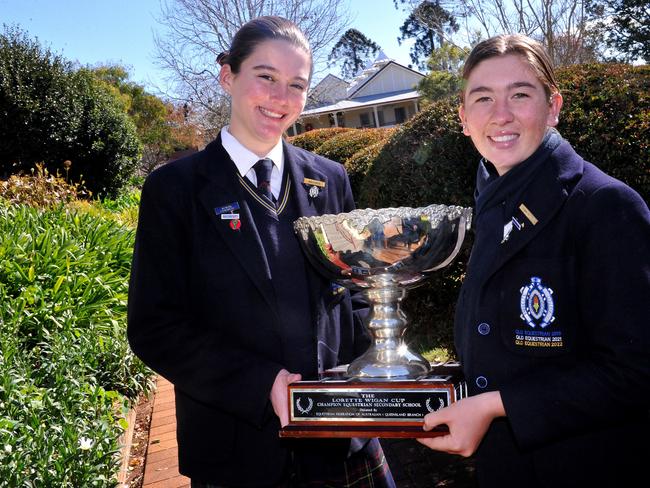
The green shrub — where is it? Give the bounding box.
[0,27,142,198]
[358,100,477,210]
[315,128,394,167]
[73,187,141,228]
[0,201,152,484]
[344,141,387,201]
[557,63,649,201]
[288,127,352,152]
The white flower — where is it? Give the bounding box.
[4,444,11,453]
[78,437,94,451]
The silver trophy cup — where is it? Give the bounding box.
[294,204,472,379]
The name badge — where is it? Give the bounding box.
[215,202,240,215]
[303,177,326,188]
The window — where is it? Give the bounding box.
[395,107,406,124]
[360,112,370,127]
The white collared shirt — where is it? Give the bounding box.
[220,126,284,200]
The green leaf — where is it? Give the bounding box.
[52,275,65,294]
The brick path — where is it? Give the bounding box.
[142,377,190,488]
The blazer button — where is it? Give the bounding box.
[477,322,491,335]
[475,376,488,389]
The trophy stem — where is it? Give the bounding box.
[347,274,431,379]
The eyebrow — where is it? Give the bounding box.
[467,81,538,96]
[252,64,309,84]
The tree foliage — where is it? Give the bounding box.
[88,65,203,174]
[89,65,168,144]
[417,43,467,102]
[0,26,141,197]
[592,0,650,63]
[452,0,602,65]
[328,29,381,79]
[154,0,350,123]
[396,1,460,71]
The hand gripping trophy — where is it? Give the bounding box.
[283,204,472,438]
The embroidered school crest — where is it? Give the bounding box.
[519,277,555,328]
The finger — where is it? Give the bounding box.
[422,411,446,430]
[417,434,452,452]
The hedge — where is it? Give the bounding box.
[344,141,388,200]
[314,128,395,166]
[288,127,352,152]
[557,63,649,202]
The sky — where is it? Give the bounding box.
[0,0,418,96]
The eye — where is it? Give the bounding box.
[259,74,274,82]
[474,96,491,103]
[290,83,306,92]
[512,92,530,99]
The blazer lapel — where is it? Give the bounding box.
[284,143,331,219]
[284,144,334,347]
[196,138,278,317]
[481,152,577,283]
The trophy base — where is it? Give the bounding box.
[280,362,466,439]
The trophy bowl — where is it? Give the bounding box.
[294,204,473,380]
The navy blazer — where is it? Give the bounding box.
[455,140,650,487]
[127,136,369,484]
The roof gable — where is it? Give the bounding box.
[348,61,424,99]
[306,74,350,109]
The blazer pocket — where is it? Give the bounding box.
[498,257,576,358]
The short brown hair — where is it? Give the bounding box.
[461,34,559,101]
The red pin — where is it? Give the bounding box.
[229,219,241,230]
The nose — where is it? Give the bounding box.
[491,98,514,125]
[270,82,289,104]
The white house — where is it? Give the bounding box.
[289,54,425,136]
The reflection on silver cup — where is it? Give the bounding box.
[294,204,472,379]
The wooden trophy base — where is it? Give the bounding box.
[279,362,466,439]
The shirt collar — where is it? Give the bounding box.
[220,126,284,176]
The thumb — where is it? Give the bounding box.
[286,373,302,384]
[422,409,447,431]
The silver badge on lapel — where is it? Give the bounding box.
[309,185,319,198]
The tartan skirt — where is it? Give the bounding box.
[298,438,395,488]
[191,438,395,488]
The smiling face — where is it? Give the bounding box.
[219,39,310,156]
[459,54,563,175]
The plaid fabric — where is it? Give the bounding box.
[298,439,395,488]
[191,439,395,488]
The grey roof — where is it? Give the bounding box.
[301,88,420,117]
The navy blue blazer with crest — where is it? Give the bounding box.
[455,139,650,487]
[127,135,369,484]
